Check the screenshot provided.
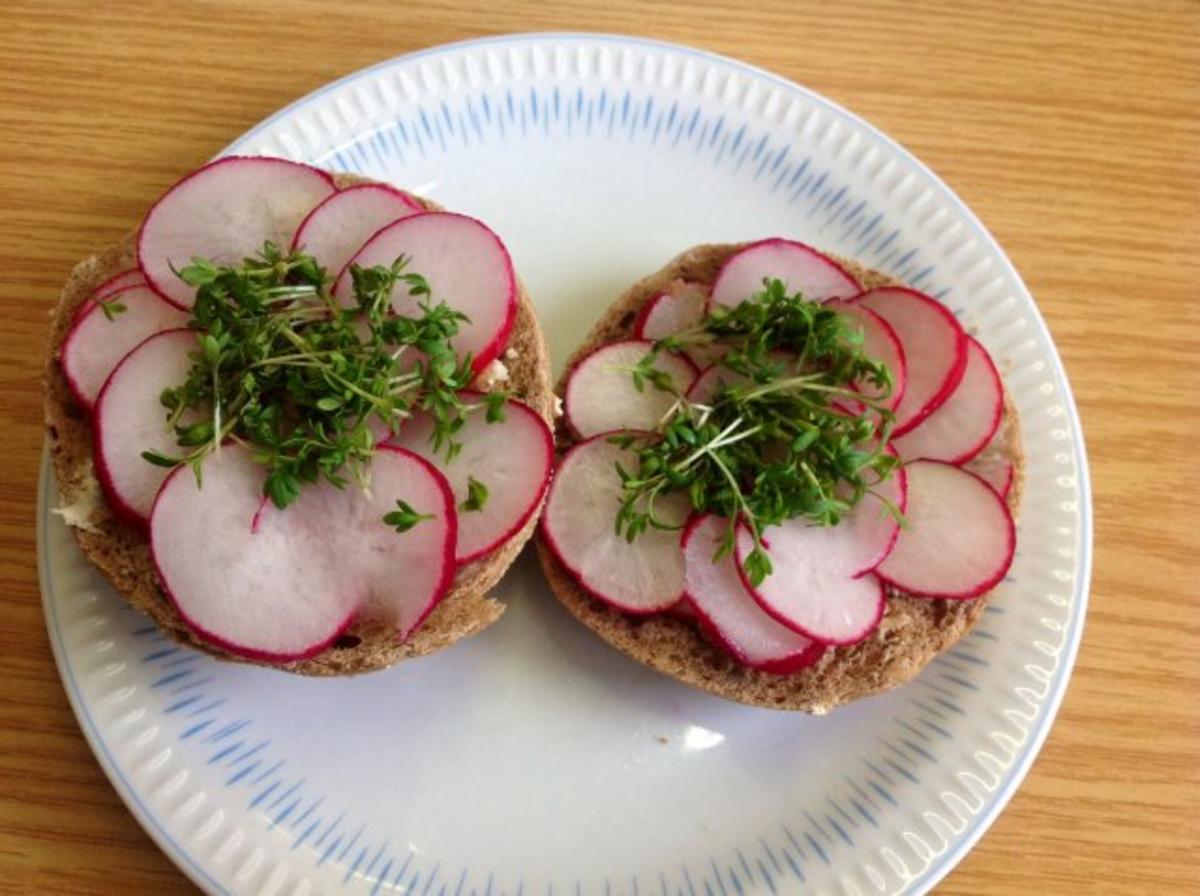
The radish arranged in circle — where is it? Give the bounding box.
[683,515,824,673]
[964,429,1016,500]
[150,444,456,661]
[138,156,336,308]
[388,393,553,564]
[333,212,516,372]
[850,287,967,436]
[94,329,196,526]
[542,436,690,613]
[892,336,1003,464]
[732,466,904,645]
[72,268,147,321]
[710,238,860,309]
[825,299,907,413]
[291,183,422,283]
[634,281,707,340]
[564,340,697,438]
[875,460,1015,600]
[61,285,189,409]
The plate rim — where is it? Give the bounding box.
[40,31,1094,896]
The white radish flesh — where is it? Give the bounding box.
[875,460,1015,599]
[542,436,690,613]
[635,283,706,339]
[683,515,822,672]
[333,212,516,372]
[733,464,906,644]
[61,285,190,409]
[850,287,967,436]
[388,393,553,563]
[891,336,1003,464]
[138,156,335,308]
[94,329,196,525]
[825,299,907,413]
[290,183,422,282]
[564,340,697,438]
[684,365,750,404]
[710,238,860,309]
[150,444,456,661]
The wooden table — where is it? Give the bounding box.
[1,1,1196,892]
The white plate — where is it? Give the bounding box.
[39,34,1091,896]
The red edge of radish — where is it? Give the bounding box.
[377,444,459,637]
[137,156,336,310]
[737,560,886,646]
[92,327,195,531]
[681,515,826,674]
[454,392,553,565]
[874,460,1016,601]
[71,269,147,322]
[850,286,968,437]
[709,238,862,311]
[540,432,687,615]
[290,182,422,253]
[332,212,518,373]
[563,340,699,440]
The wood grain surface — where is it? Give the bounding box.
[1,1,1196,893]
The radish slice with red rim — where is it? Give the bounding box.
[684,514,823,672]
[710,238,861,309]
[542,435,689,613]
[634,282,707,340]
[875,460,1015,599]
[564,340,698,438]
[892,336,1003,464]
[388,392,553,564]
[94,329,197,526]
[825,299,907,413]
[150,444,456,661]
[849,287,967,436]
[290,183,422,283]
[732,463,905,644]
[332,212,516,373]
[61,285,190,410]
[963,428,1015,499]
[138,156,336,308]
[73,269,147,321]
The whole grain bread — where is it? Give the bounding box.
[43,173,554,676]
[534,244,1024,712]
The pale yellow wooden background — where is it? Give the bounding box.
[1,1,1197,892]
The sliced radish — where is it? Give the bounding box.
[388,392,553,563]
[710,239,860,309]
[635,281,707,340]
[150,444,455,661]
[825,299,907,413]
[685,365,750,404]
[733,464,905,644]
[683,515,823,673]
[542,435,690,613]
[564,340,698,439]
[290,183,422,282]
[332,212,516,373]
[875,460,1015,600]
[963,429,1015,500]
[94,329,196,526]
[850,287,967,436]
[73,268,147,321]
[138,156,335,308]
[61,285,190,409]
[891,336,1002,464]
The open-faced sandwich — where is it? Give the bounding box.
[536,238,1021,712]
[45,156,554,674]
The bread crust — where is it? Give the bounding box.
[43,173,554,676]
[534,244,1024,712]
